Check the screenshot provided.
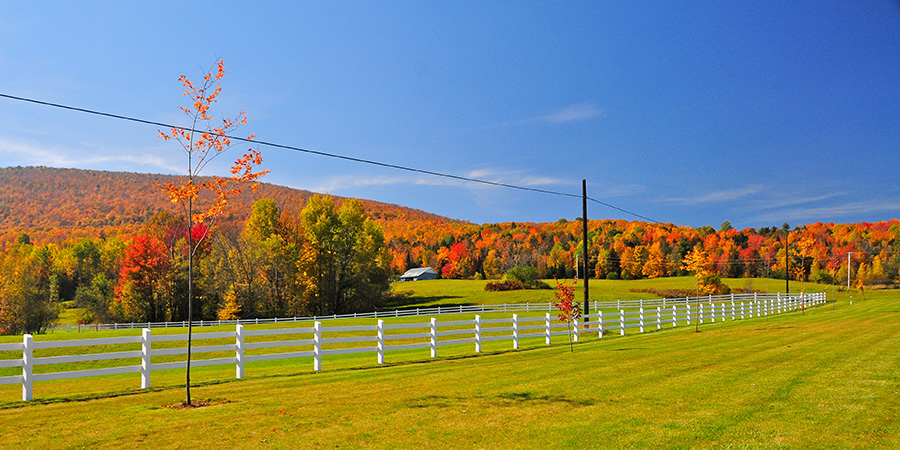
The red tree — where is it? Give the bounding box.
[554,277,581,352]
[157,60,267,406]
[115,234,170,322]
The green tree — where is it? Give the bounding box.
[202,199,301,318]
[298,195,390,315]
[0,244,60,334]
[75,274,119,324]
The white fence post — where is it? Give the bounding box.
[513,314,519,349]
[430,318,437,358]
[731,300,736,320]
[475,315,482,353]
[656,306,662,330]
[545,313,551,345]
[700,304,704,324]
[141,329,151,389]
[620,309,625,336]
[377,320,385,364]
[740,302,745,320]
[573,318,579,343]
[686,303,691,326]
[22,334,33,401]
[236,324,244,380]
[597,311,603,338]
[313,321,322,371]
[639,307,645,333]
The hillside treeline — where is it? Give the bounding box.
[0,196,391,334]
[0,166,452,245]
[387,219,900,288]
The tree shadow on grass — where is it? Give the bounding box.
[382,294,472,311]
[1,336,599,409]
[0,378,236,410]
[405,391,595,409]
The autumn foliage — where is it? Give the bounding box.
[554,277,581,351]
[155,60,268,228]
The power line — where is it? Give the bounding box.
[1,92,661,222]
[587,197,660,223]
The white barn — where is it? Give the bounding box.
[400,267,438,281]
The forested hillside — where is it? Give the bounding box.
[1,166,898,333]
[0,166,455,244]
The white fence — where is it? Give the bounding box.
[48,292,809,333]
[1,292,825,402]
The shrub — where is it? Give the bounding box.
[810,268,835,285]
[484,280,526,292]
[503,266,551,289]
[505,266,538,284]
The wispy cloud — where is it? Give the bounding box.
[473,102,605,130]
[304,175,410,193]
[666,185,765,205]
[596,184,647,198]
[747,192,846,210]
[750,200,900,223]
[303,169,566,194]
[0,137,181,173]
[540,102,604,124]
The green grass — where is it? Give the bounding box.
[388,276,841,309]
[0,283,897,448]
[56,302,86,326]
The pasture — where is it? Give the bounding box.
[0,280,897,448]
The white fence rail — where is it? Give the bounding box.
[1,292,826,401]
[48,292,810,333]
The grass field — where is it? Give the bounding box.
[387,276,842,309]
[1,280,897,448]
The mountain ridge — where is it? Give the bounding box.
[0,166,462,245]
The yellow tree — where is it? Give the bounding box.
[642,241,669,279]
[682,247,711,296]
[681,246,728,295]
[157,60,267,406]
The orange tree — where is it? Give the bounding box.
[157,60,267,405]
[553,277,580,352]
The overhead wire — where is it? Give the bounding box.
[0,92,660,222]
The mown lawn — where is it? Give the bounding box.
[0,285,896,449]
[387,276,839,309]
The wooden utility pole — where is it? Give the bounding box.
[785,228,790,294]
[582,179,589,326]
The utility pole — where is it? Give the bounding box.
[785,228,790,294]
[582,179,590,327]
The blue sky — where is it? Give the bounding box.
[1,1,898,228]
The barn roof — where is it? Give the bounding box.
[401,267,437,277]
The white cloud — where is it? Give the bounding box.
[750,200,900,223]
[301,168,566,194]
[748,192,845,210]
[541,102,604,124]
[473,102,605,130]
[666,185,765,205]
[596,184,647,198]
[0,136,182,173]
[303,174,409,193]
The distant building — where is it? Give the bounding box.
[400,267,438,281]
